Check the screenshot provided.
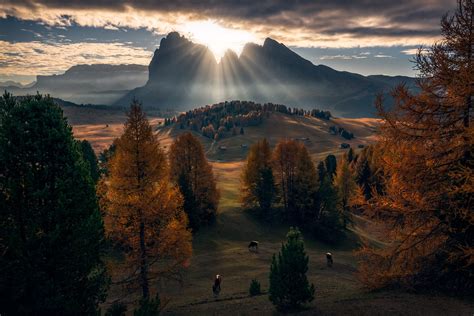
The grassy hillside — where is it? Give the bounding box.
[65,107,473,315]
[157,112,379,162]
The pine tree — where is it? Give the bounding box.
[241,138,276,215]
[315,172,345,243]
[324,154,337,180]
[169,132,219,230]
[102,100,192,300]
[333,158,356,229]
[0,93,109,314]
[269,227,315,310]
[359,0,473,292]
[80,139,100,182]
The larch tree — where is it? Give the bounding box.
[0,93,109,314]
[358,0,473,292]
[293,145,318,224]
[169,132,219,230]
[273,140,318,224]
[241,138,276,215]
[273,140,301,216]
[102,100,192,302]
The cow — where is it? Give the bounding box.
[248,241,259,253]
[326,252,333,267]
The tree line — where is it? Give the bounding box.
[240,138,366,243]
[166,100,332,141]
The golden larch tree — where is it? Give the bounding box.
[102,100,192,300]
[358,0,473,292]
[241,138,276,212]
[169,132,219,230]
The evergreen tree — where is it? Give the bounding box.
[324,154,337,180]
[347,148,354,163]
[0,93,109,314]
[241,139,276,215]
[80,139,100,182]
[169,132,219,230]
[102,100,192,300]
[333,159,357,229]
[269,227,315,310]
[315,173,345,243]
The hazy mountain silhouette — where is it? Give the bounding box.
[7,64,148,105]
[116,32,415,117]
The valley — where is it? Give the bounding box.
[67,105,473,315]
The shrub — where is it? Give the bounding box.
[134,295,160,316]
[105,302,127,316]
[249,279,261,296]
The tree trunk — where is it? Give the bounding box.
[139,220,149,299]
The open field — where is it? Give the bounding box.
[65,106,473,315]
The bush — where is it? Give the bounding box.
[105,302,127,316]
[269,227,315,310]
[134,295,160,316]
[249,279,261,296]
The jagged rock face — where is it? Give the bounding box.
[116,32,415,117]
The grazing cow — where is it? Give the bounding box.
[248,241,259,252]
[212,274,221,297]
[326,252,333,267]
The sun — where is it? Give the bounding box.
[181,20,258,61]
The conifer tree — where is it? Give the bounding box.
[333,159,356,229]
[0,93,109,314]
[293,145,318,224]
[269,227,315,309]
[169,132,219,230]
[241,138,276,215]
[359,0,474,291]
[273,140,318,223]
[102,100,192,301]
[80,139,100,182]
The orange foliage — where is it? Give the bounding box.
[101,100,192,299]
[357,1,473,292]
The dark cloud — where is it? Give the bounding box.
[1,0,455,40]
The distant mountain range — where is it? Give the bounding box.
[4,64,148,105]
[5,32,417,117]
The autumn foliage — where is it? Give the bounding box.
[169,132,219,230]
[101,100,192,300]
[357,0,473,292]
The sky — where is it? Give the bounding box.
[0,0,457,84]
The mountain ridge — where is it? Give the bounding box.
[117,32,415,117]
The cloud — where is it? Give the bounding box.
[0,40,152,77]
[401,48,420,55]
[0,0,455,48]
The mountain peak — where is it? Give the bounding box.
[263,37,281,48]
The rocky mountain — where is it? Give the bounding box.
[8,64,148,105]
[117,32,416,117]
